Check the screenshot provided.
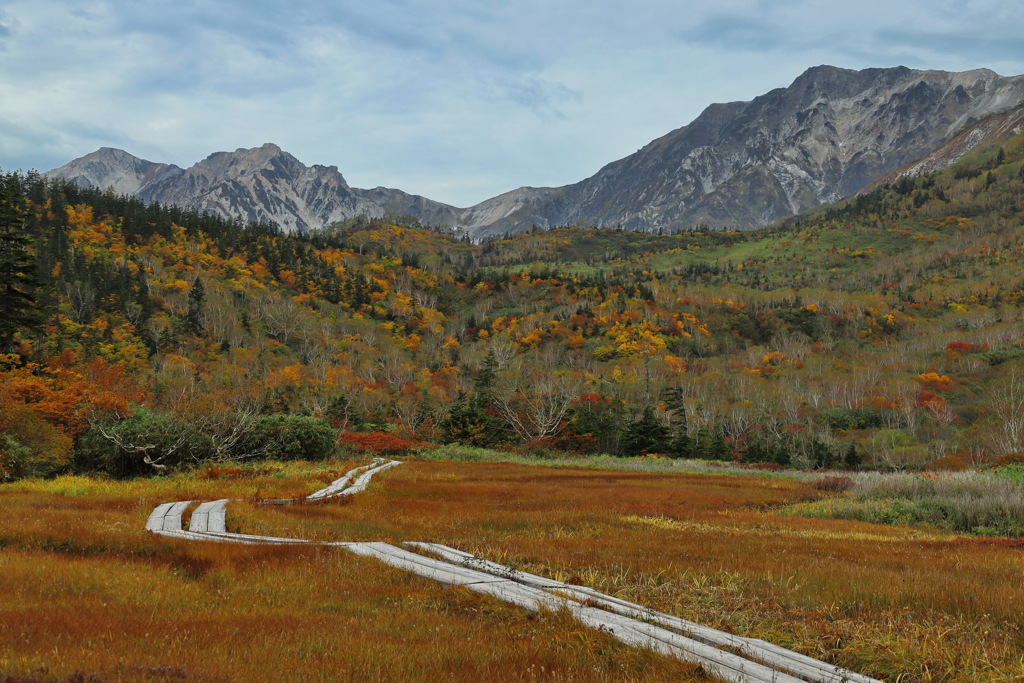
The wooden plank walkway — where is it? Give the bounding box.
[407,543,878,683]
[145,460,884,683]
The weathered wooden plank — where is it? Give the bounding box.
[553,584,878,683]
[413,543,882,683]
[307,459,401,500]
[188,501,210,532]
[405,542,567,588]
[160,501,193,532]
[565,603,803,683]
[154,527,315,545]
[347,542,508,586]
[338,460,402,496]
[145,502,175,532]
[458,576,798,683]
[207,499,228,533]
[307,462,375,500]
[199,530,312,544]
[189,499,228,533]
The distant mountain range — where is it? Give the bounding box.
[46,65,1024,238]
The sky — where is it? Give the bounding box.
[1,0,1022,207]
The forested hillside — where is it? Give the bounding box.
[4,128,1024,478]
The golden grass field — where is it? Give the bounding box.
[2,458,1023,681]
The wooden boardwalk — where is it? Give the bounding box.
[145,459,883,683]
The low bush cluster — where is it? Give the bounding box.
[339,430,427,456]
[76,408,337,478]
[812,474,854,492]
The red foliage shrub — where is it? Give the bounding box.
[339,431,427,456]
[987,453,1024,468]
[539,428,600,455]
[944,341,989,357]
[925,454,969,472]
[812,475,854,492]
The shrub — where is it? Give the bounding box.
[993,464,1024,482]
[848,471,1024,535]
[925,454,969,471]
[812,475,855,492]
[339,430,426,456]
[739,462,784,471]
[989,452,1024,468]
[514,436,559,458]
[77,407,215,478]
[245,415,337,461]
[0,435,29,481]
[0,408,74,480]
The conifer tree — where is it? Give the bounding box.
[185,277,205,334]
[619,406,669,456]
[0,173,41,352]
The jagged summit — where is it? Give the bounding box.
[468,64,1024,236]
[48,147,183,196]
[46,65,1024,236]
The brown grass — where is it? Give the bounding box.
[234,461,1024,681]
[3,460,1024,681]
[0,465,708,682]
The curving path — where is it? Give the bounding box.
[146,459,883,683]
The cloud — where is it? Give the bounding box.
[1,0,1023,206]
[874,29,1024,69]
[679,14,788,52]
[482,76,580,119]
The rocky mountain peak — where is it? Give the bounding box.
[46,147,183,195]
[45,65,1024,238]
[468,64,1024,236]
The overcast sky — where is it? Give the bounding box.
[1,0,1022,207]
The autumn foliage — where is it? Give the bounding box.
[339,430,427,456]
[2,132,1024,475]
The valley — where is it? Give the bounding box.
[5,57,1024,683]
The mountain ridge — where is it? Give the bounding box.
[45,65,1024,237]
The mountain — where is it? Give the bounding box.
[46,65,1024,237]
[49,147,184,196]
[49,143,465,234]
[892,100,1024,181]
[475,65,1024,236]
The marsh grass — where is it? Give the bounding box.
[413,444,803,479]
[5,457,1024,681]
[788,471,1024,536]
[0,461,706,682]
[232,460,1024,681]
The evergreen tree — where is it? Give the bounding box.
[844,442,862,470]
[663,387,692,458]
[0,173,41,352]
[440,390,505,447]
[619,406,670,456]
[325,394,354,429]
[185,277,205,334]
[472,349,499,408]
